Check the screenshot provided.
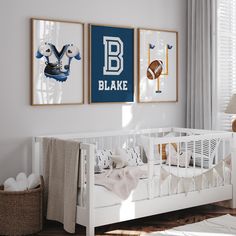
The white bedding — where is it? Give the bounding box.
[78,164,231,208]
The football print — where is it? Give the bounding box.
[146,60,163,80]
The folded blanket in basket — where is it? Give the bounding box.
[95,166,147,200]
[4,173,40,191]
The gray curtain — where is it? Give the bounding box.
[186,0,214,129]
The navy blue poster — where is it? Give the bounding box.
[90,25,134,103]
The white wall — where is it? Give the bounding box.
[0,0,187,183]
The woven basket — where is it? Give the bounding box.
[0,176,44,236]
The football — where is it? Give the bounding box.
[146,60,163,80]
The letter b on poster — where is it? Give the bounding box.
[103,36,124,76]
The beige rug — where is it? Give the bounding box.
[143,214,236,236]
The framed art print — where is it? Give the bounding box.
[31,18,84,105]
[89,24,134,103]
[138,28,178,103]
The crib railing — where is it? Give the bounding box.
[33,128,234,208]
[143,132,232,199]
[76,129,233,208]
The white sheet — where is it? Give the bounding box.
[78,164,231,208]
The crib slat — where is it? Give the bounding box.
[79,148,85,206]
[160,144,163,167]
[168,142,171,195]
[185,141,188,177]
[177,142,180,194]
[193,140,196,191]
[215,139,219,187]
[148,139,154,199]
[177,142,180,171]
[159,143,163,196]
[168,143,171,171]
[216,139,219,164]
[201,140,204,190]
[223,139,226,185]
[208,139,211,169]
[201,140,203,173]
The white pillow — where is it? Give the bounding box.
[140,136,160,164]
[118,146,144,167]
[141,132,177,165]
[111,155,127,169]
[166,144,191,167]
[95,149,113,170]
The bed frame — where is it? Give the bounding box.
[32,127,236,236]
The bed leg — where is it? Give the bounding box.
[230,133,236,208]
[86,225,94,236]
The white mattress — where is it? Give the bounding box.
[78,164,231,208]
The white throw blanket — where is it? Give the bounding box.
[95,166,147,200]
[42,138,80,234]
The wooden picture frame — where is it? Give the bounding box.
[89,24,134,103]
[138,28,178,103]
[31,18,84,105]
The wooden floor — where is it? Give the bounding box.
[37,203,236,236]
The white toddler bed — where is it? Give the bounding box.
[32,127,236,236]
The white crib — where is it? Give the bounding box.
[32,127,236,236]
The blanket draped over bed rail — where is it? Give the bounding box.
[42,138,80,233]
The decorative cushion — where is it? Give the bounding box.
[95,149,113,172]
[165,144,191,167]
[141,132,177,164]
[158,143,178,160]
[111,155,127,169]
[118,146,144,167]
[140,136,161,164]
